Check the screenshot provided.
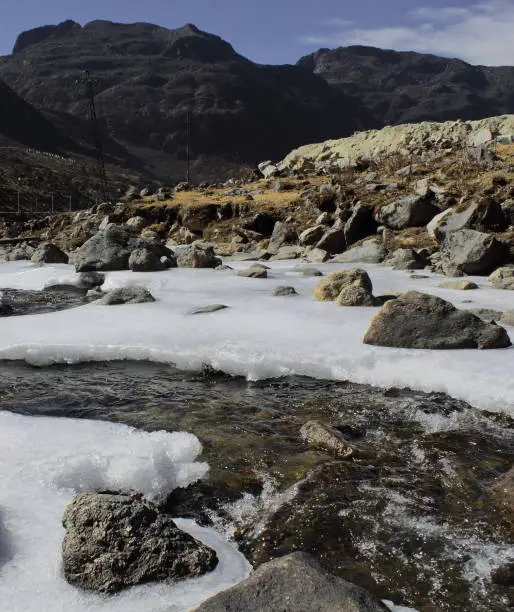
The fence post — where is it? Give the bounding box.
[51,193,54,214]
[68,195,72,212]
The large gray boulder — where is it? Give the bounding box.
[315,228,346,255]
[344,204,377,246]
[385,248,426,271]
[375,194,439,229]
[427,198,507,242]
[299,225,326,247]
[440,229,508,276]
[62,492,217,594]
[31,243,68,265]
[267,222,298,254]
[363,291,511,349]
[194,552,388,612]
[7,247,28,261]
[175,243,221,268]
[73,225,134,272]
[332,238,386,264]
[129,246,176,272]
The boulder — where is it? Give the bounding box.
[194,552,387,612]
[299,225,325,247]
[269,246,303,261]
[488,266,514,290]
[440,229,508,276]
[30,243,68,265]
[273,285,297,297]
[363,291,511,349]
[267,222,298,255]
[125,216,148,232]
[336,284,377,306]
[175,244,221,269]
[344,204,377,246]
[386,248,426,270]
[375,194,439,229]
[300,421,353,457]
[237,264,268,279]
[97,286,156,305]
[315,228,346,255]
[62,492,217,594]
[129,246,176,272]
[305,247,329,264]
[74,225,134,272]
[332,238,386,264]
[427,198,507,242]
[297,267,323,277]
[258,160,280,179]
[314,269,372,302]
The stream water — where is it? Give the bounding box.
[0,359,512,611]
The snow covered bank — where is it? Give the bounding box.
[0,411,250,612]
[0,260,513,413]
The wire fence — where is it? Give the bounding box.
[0,193,79,216]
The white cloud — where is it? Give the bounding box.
[302,2,514,66]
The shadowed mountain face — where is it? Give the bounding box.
[298,45,514,126]
[0,78,68,151]
[0,21,372,179]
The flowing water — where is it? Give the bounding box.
[0,360,512,611]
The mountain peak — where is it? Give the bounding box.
[13,20,81,54]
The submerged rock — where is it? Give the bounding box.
[273,285,297,297]
[62,492,218,593]
[194,552,387,612]
[300,420,353,457]
[190,304,229,314]
[237,264,268,278]
[97,286,155,305]
[438,280,478,290]
[363,291,511,349]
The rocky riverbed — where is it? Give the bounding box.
[1,360,512,611]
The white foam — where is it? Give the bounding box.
[0,259,513,413]
[0,411,251,612]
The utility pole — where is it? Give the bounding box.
[186,111,191,184]
[76,70,109,202]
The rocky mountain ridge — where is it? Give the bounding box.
[0,20,370,180]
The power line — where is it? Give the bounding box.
[75,70,109,202]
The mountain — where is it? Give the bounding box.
[297,45,514,126]
[0,21,372,180]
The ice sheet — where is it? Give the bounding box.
[0,259,512,413]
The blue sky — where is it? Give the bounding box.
[1,0,513,65]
